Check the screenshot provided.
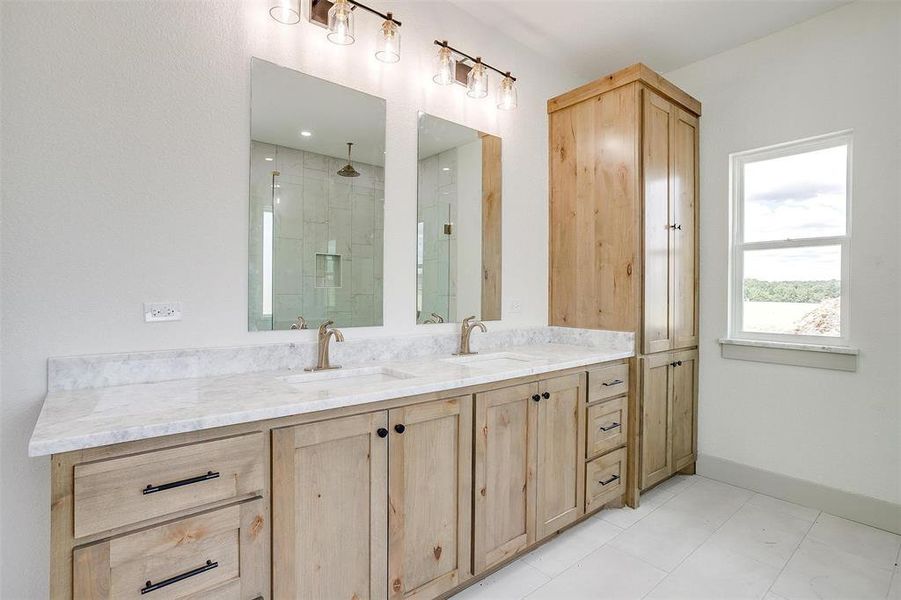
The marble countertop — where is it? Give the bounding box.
[29,342,633,457]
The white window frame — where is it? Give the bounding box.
[728,130,852,346]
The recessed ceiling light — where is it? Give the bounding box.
[300,130,312,137]
[265,157,274,161]
[442,167,450,171]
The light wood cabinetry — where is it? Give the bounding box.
[52,360,630,600]
[639,349,698,490]
[272,412,388,600]
[388,396,472,600]
[548,63,700,498]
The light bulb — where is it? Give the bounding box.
[433,44,455,85]
[327,0,355,45]
[497,74,517,110]
[375,17,400,63]
[269,0,300,24]
[466,60,488,99]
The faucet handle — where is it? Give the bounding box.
[318,320,334,334]
[462,315,477,325]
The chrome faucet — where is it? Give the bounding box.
[306,320,344,371]
[456,316,487,356]
[289,315,307,330]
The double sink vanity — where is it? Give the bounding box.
[32,327,635,599]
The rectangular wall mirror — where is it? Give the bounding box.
[249,58,386,331]
[416,113,502,325]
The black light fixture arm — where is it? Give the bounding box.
[434,40,515,81]
[347,0,402,25]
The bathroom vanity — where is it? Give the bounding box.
[31,338,634,599]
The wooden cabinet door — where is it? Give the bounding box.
[640,353,673,490]
[473,382,538,574]
[672,107,699,350]
[535,373,586,540]
[388,396,472,600]
[671,349,698,471]
[642,88,675,354]
[272,412,388,600]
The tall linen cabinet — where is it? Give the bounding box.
[548,64,701,499]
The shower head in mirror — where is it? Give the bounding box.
[337,142,361,177]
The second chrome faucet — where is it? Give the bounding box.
[456,316,487,356]
[306,320,344,371]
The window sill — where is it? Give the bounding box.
[718,338,858,371]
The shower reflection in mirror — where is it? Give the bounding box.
[416,112,502,325]
[249,58,386,331]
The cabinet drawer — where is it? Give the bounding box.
[585,448,626,513]
[74,433,264,538]
[587,363,629,403]
[73,499,267,600]
[586,397,628,459]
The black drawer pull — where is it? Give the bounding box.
[141,560,218,594]
[542,391,550,399]
[598,474,620,486]
[532,394,541,402]
[599,422,621,432]
[143,471,219,495]
[601,379,623,387]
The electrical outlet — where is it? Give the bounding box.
[144,302,182,322]
[509,300,522,315]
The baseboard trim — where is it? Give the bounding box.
[697,455,901,534]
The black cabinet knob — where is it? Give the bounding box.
[532,394,541,402]
[542,392,551,399]
[377,428,388,438]
[394,424,406,434]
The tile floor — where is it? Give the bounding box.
[452,475,901,600]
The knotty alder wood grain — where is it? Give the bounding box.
[481,133,502,321]
[673,109,700,350]
[671,349,699,472]
[640,353,673,490]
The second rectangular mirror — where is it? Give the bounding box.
[416,113,502,325]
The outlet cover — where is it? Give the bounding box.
[144,302,182,322]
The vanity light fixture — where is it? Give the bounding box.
[306,0,402,61]
[269,0,301,24]
[432,41,517,109]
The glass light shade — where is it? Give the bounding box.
[375,19,400,63]
[269,0,300,24]
[433,45,455,85]
[497,75,517,110]
[327,0,355,45]
[466,62,488,99]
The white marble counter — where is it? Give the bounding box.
[29,341,633,457]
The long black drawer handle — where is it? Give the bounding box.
[143,471,219,495]
[601,379,623,387]
[141,560,218,594]
[599,422,621,432]
[598,474,620,486]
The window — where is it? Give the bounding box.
[729,131,851,345]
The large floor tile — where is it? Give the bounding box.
[805,513,901,568]
[889,569,901,600]
[663,477,753,529]
[745,493,820,524]
[646,542,780,600]
[608,505,716,572]
[771,538,894,600]
[523,517,622,577]
[525,545,667,600]
[596,481,676,529]
[451,559,550,600]
[705,503,814,569]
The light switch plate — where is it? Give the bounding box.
[144,302,182,322]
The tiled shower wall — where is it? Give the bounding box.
[417,148,457,323]
[250,140,385,330]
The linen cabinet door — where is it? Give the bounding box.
[672,107,699,350]
[671,349,699,471]
[535,373,586,540]
[640,354,673,490]
[387,396,473,600]
[473,382,538,574]
[642,88,675,355]
[271,412,388,600]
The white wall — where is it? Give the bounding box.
[0,1,581,596]
[666,1,901,506]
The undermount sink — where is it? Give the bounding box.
[441,352,538,369]
[279,366,416,391]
